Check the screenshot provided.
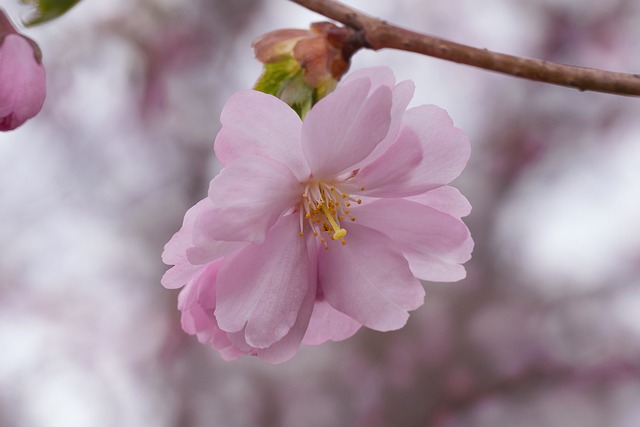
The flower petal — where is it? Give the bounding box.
[162,198,211,265]
[359,79,415,165]
[347,125,424,197]
[302,299,362,345]
[0,35,46,131]
[353,104,469,198]
[318,222,425,331]
[340,66,396,89]
[162,198,212,289]
[162,263,204,290]
[215,214,314,348]
[407,185,472,218]
[301,78,392,178]
[161,198,244,287]
[200,156,301,243]
[257,262,317,363]
[404,105,470,185]
[178,262,251,359]
[214,90,309,179]
[353,199,473,282]
[342,68,415,170]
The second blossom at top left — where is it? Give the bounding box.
[0,8,46,132]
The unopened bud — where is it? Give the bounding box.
[253,22,354,118]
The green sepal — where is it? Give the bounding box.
[254,58,300,96]
[254,58,331,119]
[21,0,82,26]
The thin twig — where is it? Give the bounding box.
[290,0,640,97]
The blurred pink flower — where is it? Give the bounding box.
[162,67,473,363]
[0,9,46,131]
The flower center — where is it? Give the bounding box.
[298,182,361,249]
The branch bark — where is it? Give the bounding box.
[290,0,640,97]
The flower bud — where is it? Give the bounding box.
[0,9,46,131]
[253,22,353,118]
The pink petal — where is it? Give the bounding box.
[179,198,246,265]
[214,214,314,348]
[177,262,251,358]
[350,105,469,197]
[400,105,470,188]
[257,265,317,363]
[347,125,425,197]
[161,198,212,289]
[302,299,362,345]
[214,90,309,179]
[162,263,204,290]
[301,78,392,178]
[162,198,213,265]
[200,156,301,243]
[352,199,473,282]
[161,198,243,288]
[340,66,396,88]
[407,186,472,218]
[0,35,46,131]
[351,79,416,170]
[185,240,245,266]
[318,222,425,331]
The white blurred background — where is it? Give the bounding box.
[1,0,640,426]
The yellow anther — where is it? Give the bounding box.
[341,239,347,245]
[356,199,362,204]
[341,194,347,199]
[298,232,304,237]
[339,215,345,220]
[360,186,365,191]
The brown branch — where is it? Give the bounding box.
[290,0,640,97]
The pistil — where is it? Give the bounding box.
[299,182,356,248]
[320,202,347,240]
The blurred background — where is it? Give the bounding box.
[1,0,640,426]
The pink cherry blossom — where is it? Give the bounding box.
[162,67,473,363]
[0,10,46,131]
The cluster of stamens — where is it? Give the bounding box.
[298,182,362,249]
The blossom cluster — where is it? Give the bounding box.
[162,67,473,363]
